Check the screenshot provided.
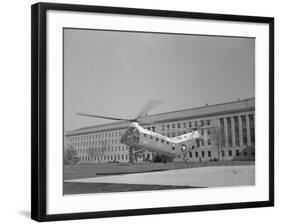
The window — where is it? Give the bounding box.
[172,144,175,150]
[177,123,180,129]
[166,141,169,145]
[243,150,247,156]
[162,125,165,131]
[228,150,232,156]
[207,120,210,126]
[236,150,240,156]
[183,122,186,128]
[201,120,204,126]
[172,124,175,129]
[156,137,159,141]
[208,139,211,145]
[201,151,205,157]
[208,151,211,157]
[189,152,192,158]
[161,139,164,143]
[195,121,198,127]
[222,150,225,157]
[189,122,192,128]
[167,124,170,130]
[195,151,198,157]
[196,140,200,147]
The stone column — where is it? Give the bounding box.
[238,116,243,146]
[246,114,251,146]
[231,117,235,147]
[224,117,228,148]
[217,118,221,161]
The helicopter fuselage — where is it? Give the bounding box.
[120,122,201,158]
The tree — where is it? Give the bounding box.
[64,145,79,165]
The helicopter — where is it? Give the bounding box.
[77,100,212,164]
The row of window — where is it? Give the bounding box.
[75,146,129,154]
[80,154,128,162]
[145,119,211,132]
[221,149,255,157]
[67,138,121,148]
[187,150,212,158]
[67,130,126,142]
[188,148,255,158]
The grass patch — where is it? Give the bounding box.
[64,182,199,195]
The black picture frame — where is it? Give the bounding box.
[31,2,274,222]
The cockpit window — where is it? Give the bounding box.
[120,127,140,146]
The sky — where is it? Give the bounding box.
[64,28,255,131]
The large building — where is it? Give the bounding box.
[64,98,255,164]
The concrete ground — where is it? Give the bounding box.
[65,165,255,188]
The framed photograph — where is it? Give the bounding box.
[31,2,274,222]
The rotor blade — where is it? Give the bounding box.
[137,100,162,119]
[76,113,133,122]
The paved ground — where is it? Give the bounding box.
[64,161,254,180]
[65,165,255,188]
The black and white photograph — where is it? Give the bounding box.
[63,28,256,195]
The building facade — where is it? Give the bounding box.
[64,98,255,163]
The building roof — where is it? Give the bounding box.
[65,97,255,136]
